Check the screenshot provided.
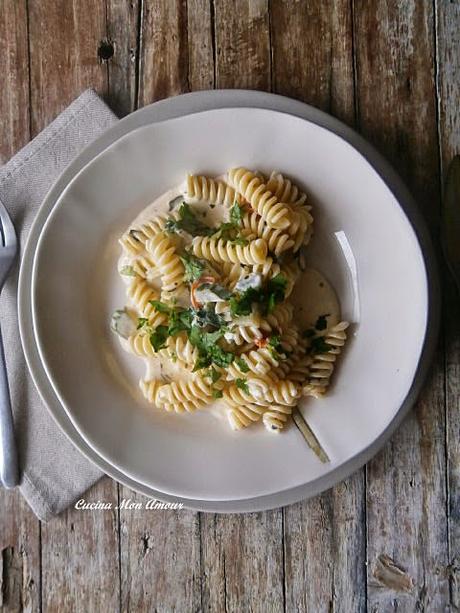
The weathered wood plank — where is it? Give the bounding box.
[27,2,121,610]
[106,0,141,116]
[354,1,450,609]
[0,3,41,612]
[187,0,214,91]
[0,0,30,163]
[28,0,108,132]
[271,0,355,125]
[119,492,201,612]
[200,512,284,612]
[214,0,271,90]
[137,0,189,106]
[435,1,460,608]
[271,3,366,611]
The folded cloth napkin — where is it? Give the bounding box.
[0,90,117,520]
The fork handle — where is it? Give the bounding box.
[0,324,19,488]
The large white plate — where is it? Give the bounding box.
[21,92,438,508]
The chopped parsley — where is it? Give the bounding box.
[149,300,172,314]
[180,252,206,283]
[235,378,249,393]
[235,356,250,373]
[212,389,223,399]
[137,317,149,330]
[165,203,214,236]
[230,201,243,225]
[230,273,288,317]
[149,325,169,352]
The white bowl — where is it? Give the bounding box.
[29,99,437,503]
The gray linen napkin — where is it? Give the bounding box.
[0,90,117,520]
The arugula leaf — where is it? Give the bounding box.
[230,202,243,226]
[137,317,149,330]
[180,252,206,283]
[315,314,330,331]
[235,378,249,393]
[120,265,136,276]
[149,326,169,352]
[235,356,250,373]
[165,203,214,236]
[212,389,223,399]
[310,336,332,354]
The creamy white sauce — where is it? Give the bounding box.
[117,179,342,421]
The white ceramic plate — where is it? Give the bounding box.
[23,92,438,510]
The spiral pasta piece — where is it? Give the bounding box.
[139,379,162,405]
[119,214,173,255]
[249,379,301,406]
[155,375,213,413]
[146,233,185,295]
[260,302,294,333]
[185,174,243,206]
[240,211,295,256]
[223,386,265,430]
[130,254,161,280]
[227,346,280,379]
[228,168,291,230]
[192,236,269,267]
[302,322,349,398]
[262,405,293,432]
[266,171,309,207]
[127,277,165,319]
[158,334,199,369]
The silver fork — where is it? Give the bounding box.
[0,198,19,488]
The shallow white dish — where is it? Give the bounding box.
[19,91,438,511]
[29,100,435,503]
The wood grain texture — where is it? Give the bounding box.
[28,0,108,133]
[187,0,214,90]
[137,0,189,105]
[271,3,366,611]
[214,0,271,90]
[41,479,120,612]
[119,491,201,612]
[200,512,284,612]
[0,0,30,162]
[106,0,141,116]
[271,0,355,125]
[354,1,450,610]
[435,1,460,608]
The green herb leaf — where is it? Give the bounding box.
[212,389,223,399]
[180,252,206,283]
[231,237,249,246]
[235,356,250,373]
[149,300,172,314]
[310,336,332,354]
[230,202,243,226]
[235,378,249,393]
[315,314,330,331]
[137,317,149,330]
[120,265,136,277]
[165,203,214,236]
[149,326,169,352]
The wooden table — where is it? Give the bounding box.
[0,1,458,611]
